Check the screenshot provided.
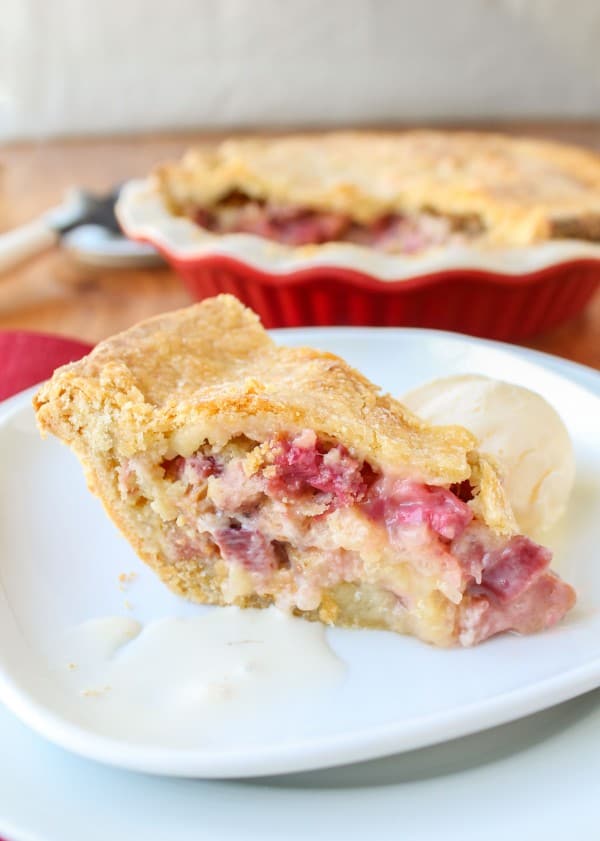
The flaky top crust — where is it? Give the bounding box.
[34,294,516,534]
[156,131,600,246]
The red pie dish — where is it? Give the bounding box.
[116,132,600,339]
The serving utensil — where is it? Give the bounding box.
[0,187,162,272]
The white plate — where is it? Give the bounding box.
[0,330,599,782]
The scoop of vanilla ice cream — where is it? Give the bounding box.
[402,374,575,536]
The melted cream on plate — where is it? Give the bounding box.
[53,607,345,747]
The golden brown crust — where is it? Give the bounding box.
[156,131,600,246]
[34,294,516,536]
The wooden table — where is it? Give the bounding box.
[1,125,599,368]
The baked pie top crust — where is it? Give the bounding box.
[34,294,515,536]
[156,131,600,247]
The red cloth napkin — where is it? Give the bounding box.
[0,331,93,402]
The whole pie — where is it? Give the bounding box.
[34,295,575,646]
[156,131,600,254]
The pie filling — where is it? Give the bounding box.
[179,193,600,251]
[184,192,484,254]
[119,429,574,646]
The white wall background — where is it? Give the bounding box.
[2,0,600,141]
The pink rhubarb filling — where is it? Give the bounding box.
[268,429,372,508]
[157,430,574,643]
[191,198,476,254]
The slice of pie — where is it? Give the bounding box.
[156,131,600,254]
[33,295,575,646]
